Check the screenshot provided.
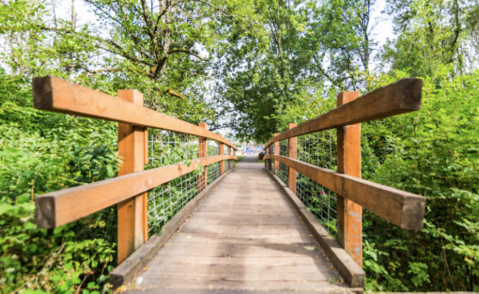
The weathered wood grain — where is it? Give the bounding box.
[265,78,422,148]
[32,76,237,150]
[134,158,350,292]
[198,123,208,193]
[266,168,366,288]
[336,91,362,267]
[274,133,280,173]
[264,154,425,230]
[110,169,234,290]
[117,89,147,263]
[35,155,236,229]
[288,123,297,194]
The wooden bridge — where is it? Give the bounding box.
[32,77,426,293]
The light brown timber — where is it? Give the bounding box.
[265,168,365,288]
[32,76,237,150]
[117,89,147,264]
[288,123,297,194]
[110,169,235,290]
[265,78,423,148]
[131,157,352,292]
[274,133,279,173]
[336,91,362,267]
[34,155,237,229]
[219,142,225,174]
[198,123,208,193]
[263,154,425,230]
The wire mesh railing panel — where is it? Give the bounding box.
[279,140,288,157]
[207,161,220,184]
[296,130,337,171]
[296,173,337,236]
[277,162,289,186]
[208,140,219,156]
[148,129,199,169]
[148,170,201,235]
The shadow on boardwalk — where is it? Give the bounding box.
[128,156,354,293]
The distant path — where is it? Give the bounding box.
[129,155,352,293]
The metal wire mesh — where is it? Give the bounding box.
[277,162,289,186]
[146,130,232,236]
[148,129,199,169]
[294,130,338,235]
[208,140,219,156]
[296,173,337,235]
[296,130,337,170]
[266,131,338,236]
[279,139,288,157]
[147,170,201,235]
[207,161,220,184]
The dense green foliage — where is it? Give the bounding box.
[0,0,478,292]
[0,70,118,293]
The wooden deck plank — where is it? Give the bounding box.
[134,157,352,292]
[168,232,313,244]
[137,279,350,291]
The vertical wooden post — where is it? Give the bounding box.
[288,123,297,194]
[219,143,224,175]
[198,123,208,192]
[336,91,362,267]
[233,149,236,169]
[274,133,279,173]
[143,128,148,242]
[264,146,267,169]
[267,146,271,170]
[117,90,147,264]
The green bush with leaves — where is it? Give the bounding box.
[361,69,479,291]
[0,70,119,293]
[272,69,479,291]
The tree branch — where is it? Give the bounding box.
[168,49,209,61]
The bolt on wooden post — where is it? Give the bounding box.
[274,133,280,173]
[117,90,148,264]
[288,123,297,194]
[198,123,208,193]
[336,91,362,267]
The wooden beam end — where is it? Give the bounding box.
[397,78,423,111]
[32,76,55,110]
[400,196,426,230]
[35,195,56,229]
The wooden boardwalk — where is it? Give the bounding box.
[129,157,354,293]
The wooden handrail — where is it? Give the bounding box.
[32,76,237,150]
[35,155,237,229]
[265,78,422,148]
[264,155,425,230]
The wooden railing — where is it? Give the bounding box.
[263,78,426,267]
[32,76,237,263]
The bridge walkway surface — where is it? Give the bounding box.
[127,156,356,294]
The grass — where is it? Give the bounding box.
[257,158,265,165]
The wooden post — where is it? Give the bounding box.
[219,143,224,175]
[117,90,147,264]
[288,123,297,194]
[267,146,271,170]
[233,149,236,169]
[336,91,362,267]
[198,123,208,192]
[274,133,279,173]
